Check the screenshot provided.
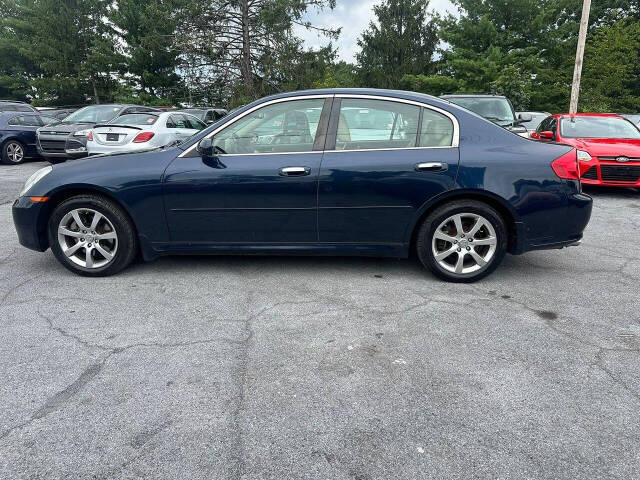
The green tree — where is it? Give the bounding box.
[110,0,182,103]
[356,0,439,89]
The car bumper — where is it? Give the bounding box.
[37,136,89,159]
[12,196,49,252]
[514,191,592,254]
[87,142,152,155]
[580,162,640,187]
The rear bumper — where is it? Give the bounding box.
[12,196,48,252]
[87,142,149,155]
[514,191,592,254]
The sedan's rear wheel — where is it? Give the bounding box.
[417,200,507,282]
[48,195,137,276]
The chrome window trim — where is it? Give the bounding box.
[334,94,460,148]
[179,94,333,158]
[179,92,460,158]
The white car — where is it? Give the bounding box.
[86,111,206,155]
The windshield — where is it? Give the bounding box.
[64,105,122,123]
[560,117,640,139]
[448,97,514,125]
[110,113,158,125]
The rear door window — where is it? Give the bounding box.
[335,99,420,151]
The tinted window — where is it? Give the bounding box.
[167,114,188,129]
[335,99,420,151]
[212,98,324,154]
[7,116,20,125]
[111,114,158,125]
[183,115,206,130]
[15,105,34,112]
[204,111,215,123]
[560,116,640,139]
[20,115,42,126]
[419,108,454,147]
[537,116,553,132]
[64,105,122,123]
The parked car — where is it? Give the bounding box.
[441,94,530,136]
[42,108,80,121]
[0,111,59,164]
[0,100,39,113]
[179,108,227,125]
[13,88,592,282]
[516,111,551,136]
[87,112,206,155]
[530,113,640,188]
[36,104,159,164]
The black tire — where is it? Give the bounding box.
[416,200,508,283]
[48,194,138,277]
[1,140,26,165]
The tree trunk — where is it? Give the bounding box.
[240,0,254,96]
[91,75,100,104]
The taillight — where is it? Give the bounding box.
[133,132,155,143]
[87,130,93,141]
[551,149,580,180]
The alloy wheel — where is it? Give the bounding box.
[6,142,24,163]
[57,208,118,268]
[431,213,497,275]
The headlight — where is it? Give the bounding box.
[577,150,592,162]
[74,129,91,137]
[20,166,52,196]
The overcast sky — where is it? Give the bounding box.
[295,0,455,63]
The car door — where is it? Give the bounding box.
[163,96,331,243]
[318,96,459,245]
[9,115,40,156]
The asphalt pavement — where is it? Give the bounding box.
[1,161,639,479]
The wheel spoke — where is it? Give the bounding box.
[96,231,116,240]
[90,212,103,230]
[85,249,94,268]
[472,236,496,246]
[71,210,87,230]
[469,249,487,267]
[434,231,457,244]
[95,244,113,260]
[435,245,458,261]
[454,252,465,273]
[468,217,485,237]
[58,227,83,238]
[453,214,464,236]
[64,242,83,257]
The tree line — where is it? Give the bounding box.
[0,0,639,113]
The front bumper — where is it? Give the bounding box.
[37,135,89,160]
[12,196,49,252]
[580,161,640,187]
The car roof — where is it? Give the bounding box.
[254,88,453,109]
[553,113,623,119]
[440,94,507,99]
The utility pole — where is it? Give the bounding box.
[569,0,591,114]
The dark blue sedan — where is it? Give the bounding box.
[12,89,592,282]
[0,111,58,164]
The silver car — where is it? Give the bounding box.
[86,112,206,155]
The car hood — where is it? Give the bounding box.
[38,122,97,134]
[564,138,640,157]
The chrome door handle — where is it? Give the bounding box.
[279,166,311,176]
[415,162,447,172]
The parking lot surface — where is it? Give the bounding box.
[1,161,639,479]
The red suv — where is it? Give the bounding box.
[531,113,640,187]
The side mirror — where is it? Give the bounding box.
[198,137,215,158]
[518,113,533,123]
[539,130,554,140]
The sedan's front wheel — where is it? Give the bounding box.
[48,195,137,276]
[417,200,507,282]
